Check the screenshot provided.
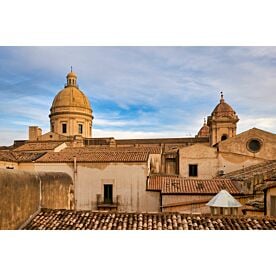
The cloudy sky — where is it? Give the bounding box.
[0,46,275,145]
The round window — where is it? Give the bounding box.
[247,139,262,153]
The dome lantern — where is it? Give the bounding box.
[66,66,78,87]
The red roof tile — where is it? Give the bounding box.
[62,146,161,154]
[147,175,241,195]
[0,150,45,162]
[36,150,149,163]
[22,209,276,230]
[0,151,17,162]
[14,141,64,152]
[223,160,276,180]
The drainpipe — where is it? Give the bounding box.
[73,156,77,210]
[264,189,267,216]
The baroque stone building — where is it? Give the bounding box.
[1,70,275,216]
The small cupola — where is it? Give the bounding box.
[206,189,242,216]
[66,67,77,87]
[196,118,210,138]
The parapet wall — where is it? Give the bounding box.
[0,169,73,230]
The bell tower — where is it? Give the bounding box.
[207,92,239,146]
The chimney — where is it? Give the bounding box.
[29,126,42,141]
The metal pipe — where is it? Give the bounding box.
[73,156,77,210]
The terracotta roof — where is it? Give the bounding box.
[223,160,276,180]
[13,141,64,152]
[63,146,161,154]
[147,175,241,195]
[0,151,45,162]
[0,151,17,162]
[13,152,46,162]
[116,137,209,145]
[36,150,149,163]
[22,209,276,230]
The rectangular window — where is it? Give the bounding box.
[104,184,113,204]
[78,124,83,134]
[189,164,198,177]
[62,123,67,134]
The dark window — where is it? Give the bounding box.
[247,139,262,153]
[78,124,83,134]
[221,134,228,141]
[104,184,113,204]
[189,164,198,177]
[62,123,67,134]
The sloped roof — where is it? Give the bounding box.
[206,189,242,207]
[13,152,46,162]
[13,141,64,152]
[0,151,17,162]
[223,160,276,180]
[0,150,45,162]
[22,209,276,230]
[148,175,241,195]
[36,150,149,163]
[62,146,161,154]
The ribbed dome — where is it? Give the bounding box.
[51,86,92,111]
[211,93,237,119]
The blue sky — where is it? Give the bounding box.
[0,46,275,145]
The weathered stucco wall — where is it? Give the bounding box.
[218,153,264,174]
[218,128,276,161]
[0,169,40,230]
[149,154,161,174]
[162,194,212,213]
[18,162,35,171]
[38,172,74,210]
[0,168,73,229]
[179,144,218,178]
[179,129,275,178]
[0,161,18,170]
[33,162,160,212]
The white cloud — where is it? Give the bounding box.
[0,46,275,146]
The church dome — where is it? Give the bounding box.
[49,70,93,138]
[211,92,237,119]
[197,118,209,137]
[51,86,92,111]
[50,70,92,114]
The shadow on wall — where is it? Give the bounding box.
[0,169,74,230]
